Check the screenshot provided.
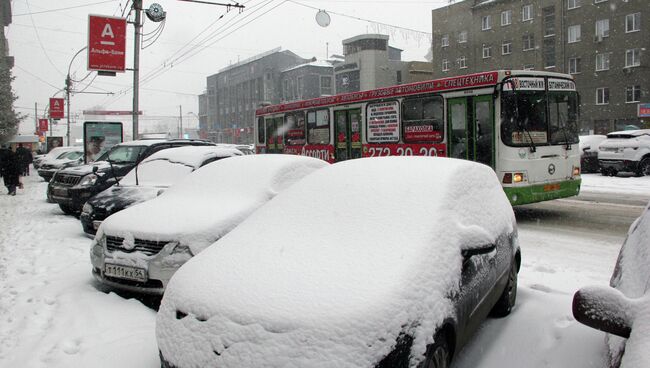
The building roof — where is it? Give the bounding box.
[217,48,305,74]
[342,33,389,44]
[282,60,334,73]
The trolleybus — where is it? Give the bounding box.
[254,70,581,205]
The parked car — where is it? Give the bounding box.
[90,155,328,295]
[598,129,650,176]
[572,201,650,368]
[33,146,79,170]
[156,157,521,368]
[48,139,214,215]
[80,145,242,237]
[579,135,606,173]
[37,149,84,182]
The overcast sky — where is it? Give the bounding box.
[9,0,448,135]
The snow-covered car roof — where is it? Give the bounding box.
[579,135,606,152]
[157,156,516,368]
[114,139,167,146]
[118,146,242,187]
[98,154,329,252]
[605,129,650,139]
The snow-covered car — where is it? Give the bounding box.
[598,129,650,176]
[32,146,79,170]
[91,154,328,295]
[579,135,606,174]
[37,149,84,182]
[156,156,521,368]
[572,201,650,368]
[80,145,243,237]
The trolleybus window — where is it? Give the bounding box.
[402,96,444,143]
[548,91,579,145]
[257,117,265,145]
[367,101,400,143]
[307,109,330,145]
[285,112,306,146]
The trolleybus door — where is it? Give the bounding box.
[334,109,362,162]
[265,117,284,154]
[447,96,495,168]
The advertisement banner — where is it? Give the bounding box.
[88,15,127,72]
[46,136,64,153]
[638,103,650,118]
[83,122,124,163]
[49,98,64,119]
[367,101,400,143]
[38,119,48,132]
[362,143,447,158]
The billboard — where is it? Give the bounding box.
[83,122,124,163]
[38,119,48,132]
[639,103,650,118]
[50,98,64,119]
[46,136,64,153]
[88,15,127,73]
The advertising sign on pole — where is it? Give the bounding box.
[638,103,650,118]
[38,119,48,132]
[88,15,127,73]
[46,136,64,153]
[49,98,64,119]
[83,122,124,163]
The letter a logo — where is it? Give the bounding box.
[102,24,115,39]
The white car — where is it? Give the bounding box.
[90,154,328,295]
[33,146,79,170]
[598,129,650,176]
[157,156,520,368]
[37,149,84,182]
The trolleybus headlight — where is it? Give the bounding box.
[513,173,524,183]
[503,172,525,184]
[503,173,512,184]
[573,166,580,177]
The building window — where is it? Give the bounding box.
[626,86,641,103]
[441,34,449,47]
[501,10,512,26]
[297,76,304,100]
[626,13,641,33]
[502,41,512,55]
[595,53,610,71]
[543,38,555,68]
[595,19,610,38]
[568,0,580,9]
[568,25,581,43]
[482,15,491,30]
[625,49,641,68]
[543,7,555,36]
[596,87,609,105]
[458,56,467,69]
[442,59,450,71]
[458,31,468,43]
[522,4,533,22]
[320,76,332,95]
[523,34,535,51]
[523,64,535,70]
[482,45,492,58]
[568,57,581,74]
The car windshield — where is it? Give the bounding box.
[96,145,147,164]
[501,89,579,147]
[62,151,83,160]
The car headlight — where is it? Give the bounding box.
[77,174,98,187]
[82,203,94,215]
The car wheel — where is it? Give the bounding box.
[636,158,650,177]
[420,331,452,368]
[58,203,77,215]
[491,263,518,317]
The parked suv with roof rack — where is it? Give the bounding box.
[48,139,214,215]
[598,129,650,177]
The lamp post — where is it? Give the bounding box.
[66,46,88,146]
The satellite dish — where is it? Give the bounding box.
[316,10,330,27]
[146,3,166,22]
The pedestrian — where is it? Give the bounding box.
[16,143,33,176]
[0,144,9,179]
[0,144,21,195]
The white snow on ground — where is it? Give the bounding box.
[0,170,648,368]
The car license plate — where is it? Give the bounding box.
[52,188,68,197]
[93,221,102,230]
[104,264,147,282]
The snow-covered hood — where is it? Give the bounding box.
[157,157,516,368]
[99,155,329,254]
[57,160,128,176]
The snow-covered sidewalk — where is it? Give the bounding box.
[0,171,646,367]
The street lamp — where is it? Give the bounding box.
[66,46,88,146]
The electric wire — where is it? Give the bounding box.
[14,65,60,90]
[24,0,66,77]
[13,0,119,16]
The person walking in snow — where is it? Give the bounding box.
[15,143,33,176]
[0,145,21,195]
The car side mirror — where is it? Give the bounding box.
[572,286,632,338]
[582,146,590,152]
[461,243,496,259]
[92,166,98,174]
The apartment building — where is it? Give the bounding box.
[431,0,649,133]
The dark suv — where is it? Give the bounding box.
[48,139,214,215]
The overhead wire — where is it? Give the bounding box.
[14,65,60,90]
[24,0,65,77]
[13,0,120,16]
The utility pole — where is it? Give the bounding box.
[34,103,38,134]
[132,0,142,140]
[66,47,87,147]
[179,105,183,138]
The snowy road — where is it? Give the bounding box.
[1,173,649,368]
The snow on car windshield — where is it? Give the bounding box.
[158,157,516,368]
